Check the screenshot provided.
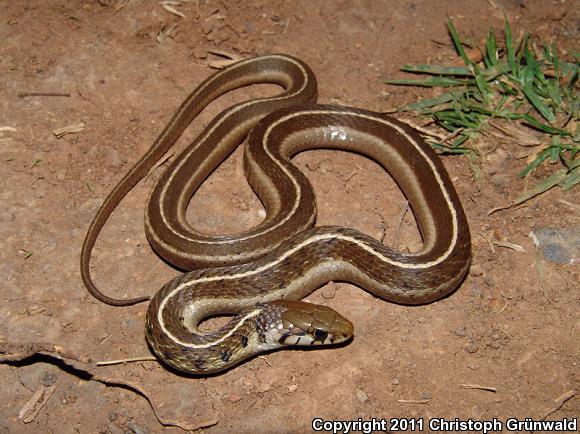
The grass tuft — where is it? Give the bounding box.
[384,16,579,199]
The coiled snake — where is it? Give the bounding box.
[80,55,471,374]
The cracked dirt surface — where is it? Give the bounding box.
[1,1,578,433]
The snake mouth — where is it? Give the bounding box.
[264,300,354,347]
[276,324,354,346]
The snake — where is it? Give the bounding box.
[80,54,471,374]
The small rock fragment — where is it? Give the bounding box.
[529,227,580,265]
[356,389,369,403]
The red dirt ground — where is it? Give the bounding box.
[1,1,578,433]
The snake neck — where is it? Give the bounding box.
[144,299,298,374]
[144,222,470,374]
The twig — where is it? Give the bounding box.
[206,50,243,69]
[487,203,514,216]
[91,374,219,431]
[146,152,174,178]
[459,383,498,392]
[96,356,157,366]
[558,199,580,212]
[393,200,409,249]
[113,0,129,14]
[156,23,179,43]
[160,1,187,18]
[396,118,447,140]
[541,390,576,420]
[0,342,218,432]
[376,211,388,243]
[18,92,71,98]
[440,127,465,144]
[478,231,495,253]
[397,399,430,404]
[491,297,509,314]
[258,355,272,367]
[493,240,526,253]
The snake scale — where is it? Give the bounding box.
[80,54,471,374]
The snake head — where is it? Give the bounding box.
[261,300,354,348]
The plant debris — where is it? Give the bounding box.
[385,16,579,201]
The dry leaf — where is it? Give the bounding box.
[160,1,186,18]
[488,119,542,147]
[52,122,86,138]
[493,240,527,253]
[18,385,56,423]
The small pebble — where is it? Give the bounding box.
[465,342,479,354]
[470,264,484,277]
[454,328,466,337]
[227,394,242,403]
[192,46,208,59]
[356,389,369,403]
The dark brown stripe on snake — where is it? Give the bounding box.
[145,105,470,373]
[80,55,471,374]
[80,55,317,305]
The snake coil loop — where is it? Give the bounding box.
[81,55,471,374]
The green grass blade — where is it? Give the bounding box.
[473,66,492,102]
[485,28,498,67]
[519,62,534,87]
[551,42,560,81]
[430,141,471,154]
[516,33,530,66]
[495,94,509,111]
[399,64,473,76]
[567,63,579,90]
[504,15,517,74]
[400,92,457,111]
[383,15,578,193]
[559,167,580,190]
[524,42,547,85]
[452,135,470,147]
[521,114,569,135]
[447,19,473,66]
[521,84,556,123]
[384,77,469,87]
[435,112,479,129]
[514,169,568,204]
[545,80,563,108]
[481,62,512,80]
[519,148,550,177]
[549,146,560,162]
[541,44,552,64]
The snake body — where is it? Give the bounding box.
[80,55,471,374]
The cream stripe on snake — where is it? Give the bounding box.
[148,55,311,246]
[81,54,318,305]
[81,55,471,374]
[156,108,461,352]
[145,103,471,373]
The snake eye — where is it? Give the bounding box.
[313,329,328,342]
